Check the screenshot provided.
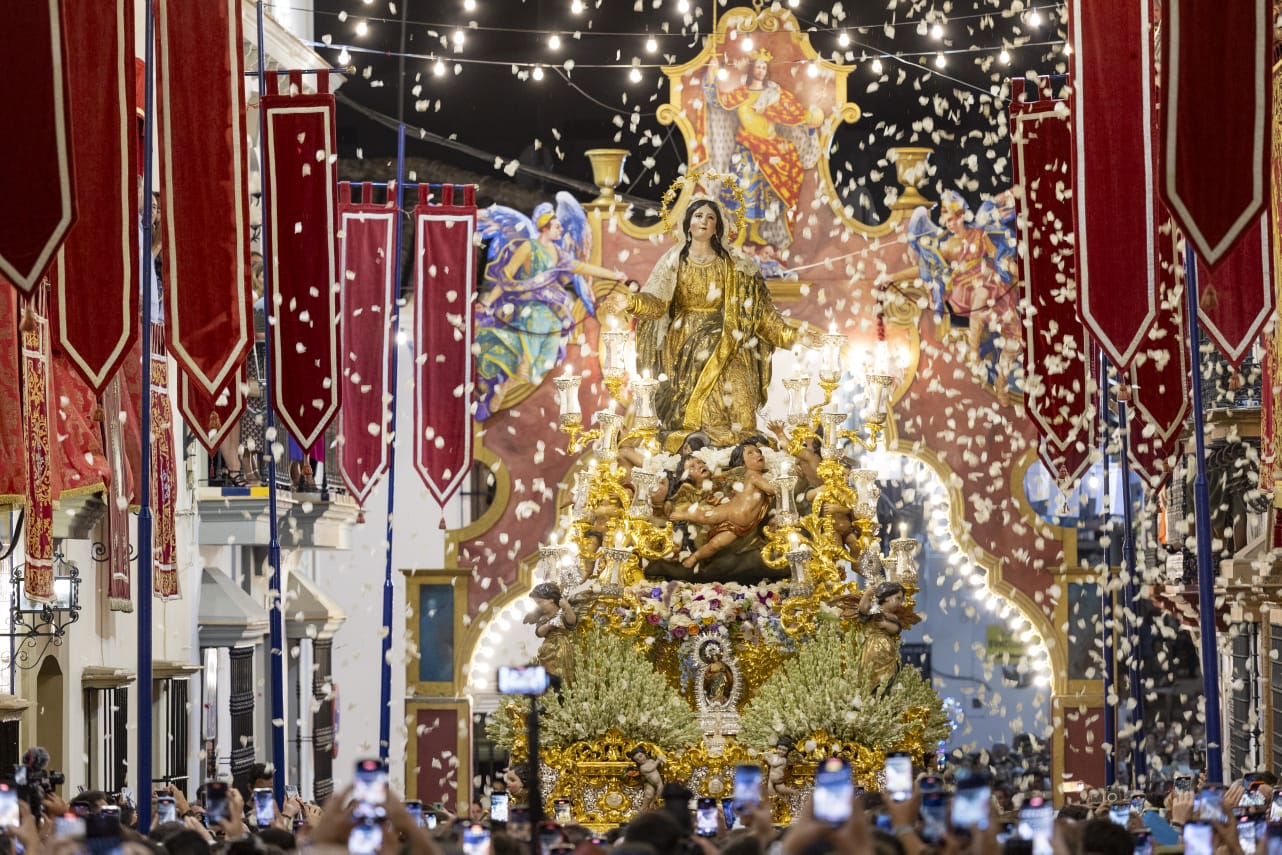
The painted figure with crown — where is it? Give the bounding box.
[701,47,823,247]
[473,193,631,420]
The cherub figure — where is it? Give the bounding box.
[764,738,795,799]
[858,581,909,690]
[667,442,777,569]
[524,582,578,686]
[630,747,664,811]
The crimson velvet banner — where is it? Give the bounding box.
[0,289,25,505]
[1160,0,1270,266]
[19,296,55,603]
[263,72,341,450]
[1070,0,1160,371]
[54,0,138,394]
[1009,77,1095,487]
[155,0,253,407]
[414,185,476,506]
[1194,214,1274,366]
[337,183,397,505]
[0,0,76,293]
[1127,226,1190,490]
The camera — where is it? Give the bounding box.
[12,747,64,817]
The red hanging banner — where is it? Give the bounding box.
[1160,0,1270,267]
[54,0,139,394]
[1010,76,1096,486]
[1127,225,1190,491]
[1070,0,1160,371]
[155,0,253,398]
[1194,213,1274,366]
[262,71,341,450]
[151,351,180,600]
[414,184,476,506]
[337,182,397,505]
[0,0,76,293]
[19,294,55,603]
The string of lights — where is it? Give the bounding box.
[310,1,1063,43]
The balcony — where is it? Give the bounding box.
[194,402,361,549]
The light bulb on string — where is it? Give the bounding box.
[930,23,943,39]
[355,20,368,36]
[788,0,799,6]
[645,36,658,53]
[548,33,561,49]
[452,29,465,48]
[742,36,754,52]
[934,52,946,69]
[999,48,1011,64]
[871,57,883,73]
[463,0,476,9]
[337,47,351,65]
[837,31,850,47]
[433,59,446,76]
[806,61,819,78]
[571,0,584,11]
[1028,9,1042,26]
[629,66,643,83]
[676,0,689,12]
[532,65,544,80]
[1063,43,1072,56]
[715,66,728,81]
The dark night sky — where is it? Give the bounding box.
[312,0,1067,215]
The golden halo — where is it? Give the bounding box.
[659,170,748,240]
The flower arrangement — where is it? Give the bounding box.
[488,627,701,752]
[618,580,796,646]
[738,619,948,759]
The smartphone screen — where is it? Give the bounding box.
[1271,792,1282,823]
[1239,817,1263,852]
[491,792,510,824]
[920,793,949,845]
[354,759,388,810]
[1109,805,1130,826]
[426,813,439,830]
[464,824,492,855]
[406,800,424,827]
[1267,823,1282,855]
[1195,787,1226,823]
[0,785,17,829]
[1175,776,1194,794]
[55,813,86,838]
[951,781,991,831]
[696,798,719,837]
[1184,822,1213,855]
[1243,788,1268,809]
[205,781,229,824]
[1131,796,1147,814]
[509,807,531,840]
[254,788,276,827]
[553,799,571,825]
[349,818,384,855]
[814,758,853,825]
[1133,832,1152,855]
[156,796,178,825]
[1019,797,1053,855]
[733,765,762,814]
[497,665,549,695]
[885,753,913,803]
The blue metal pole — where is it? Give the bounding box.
[1116,398,1147,787]
[1100,352,1117,788]
[378,125,407,762]
[256,0,288,808]
[137,0,156,831]
[1184,244,1224,783]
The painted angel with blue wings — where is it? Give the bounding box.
[473,192,629,421]
[906,189,1022,405]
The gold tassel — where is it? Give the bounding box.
[438,517,446,530]
[19,305,36,333]
[356,509,366,524]
[209,411,222,431]
[302,460,313,478]
[91,405,104,422]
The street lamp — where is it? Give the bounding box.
[11,554,82,639]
